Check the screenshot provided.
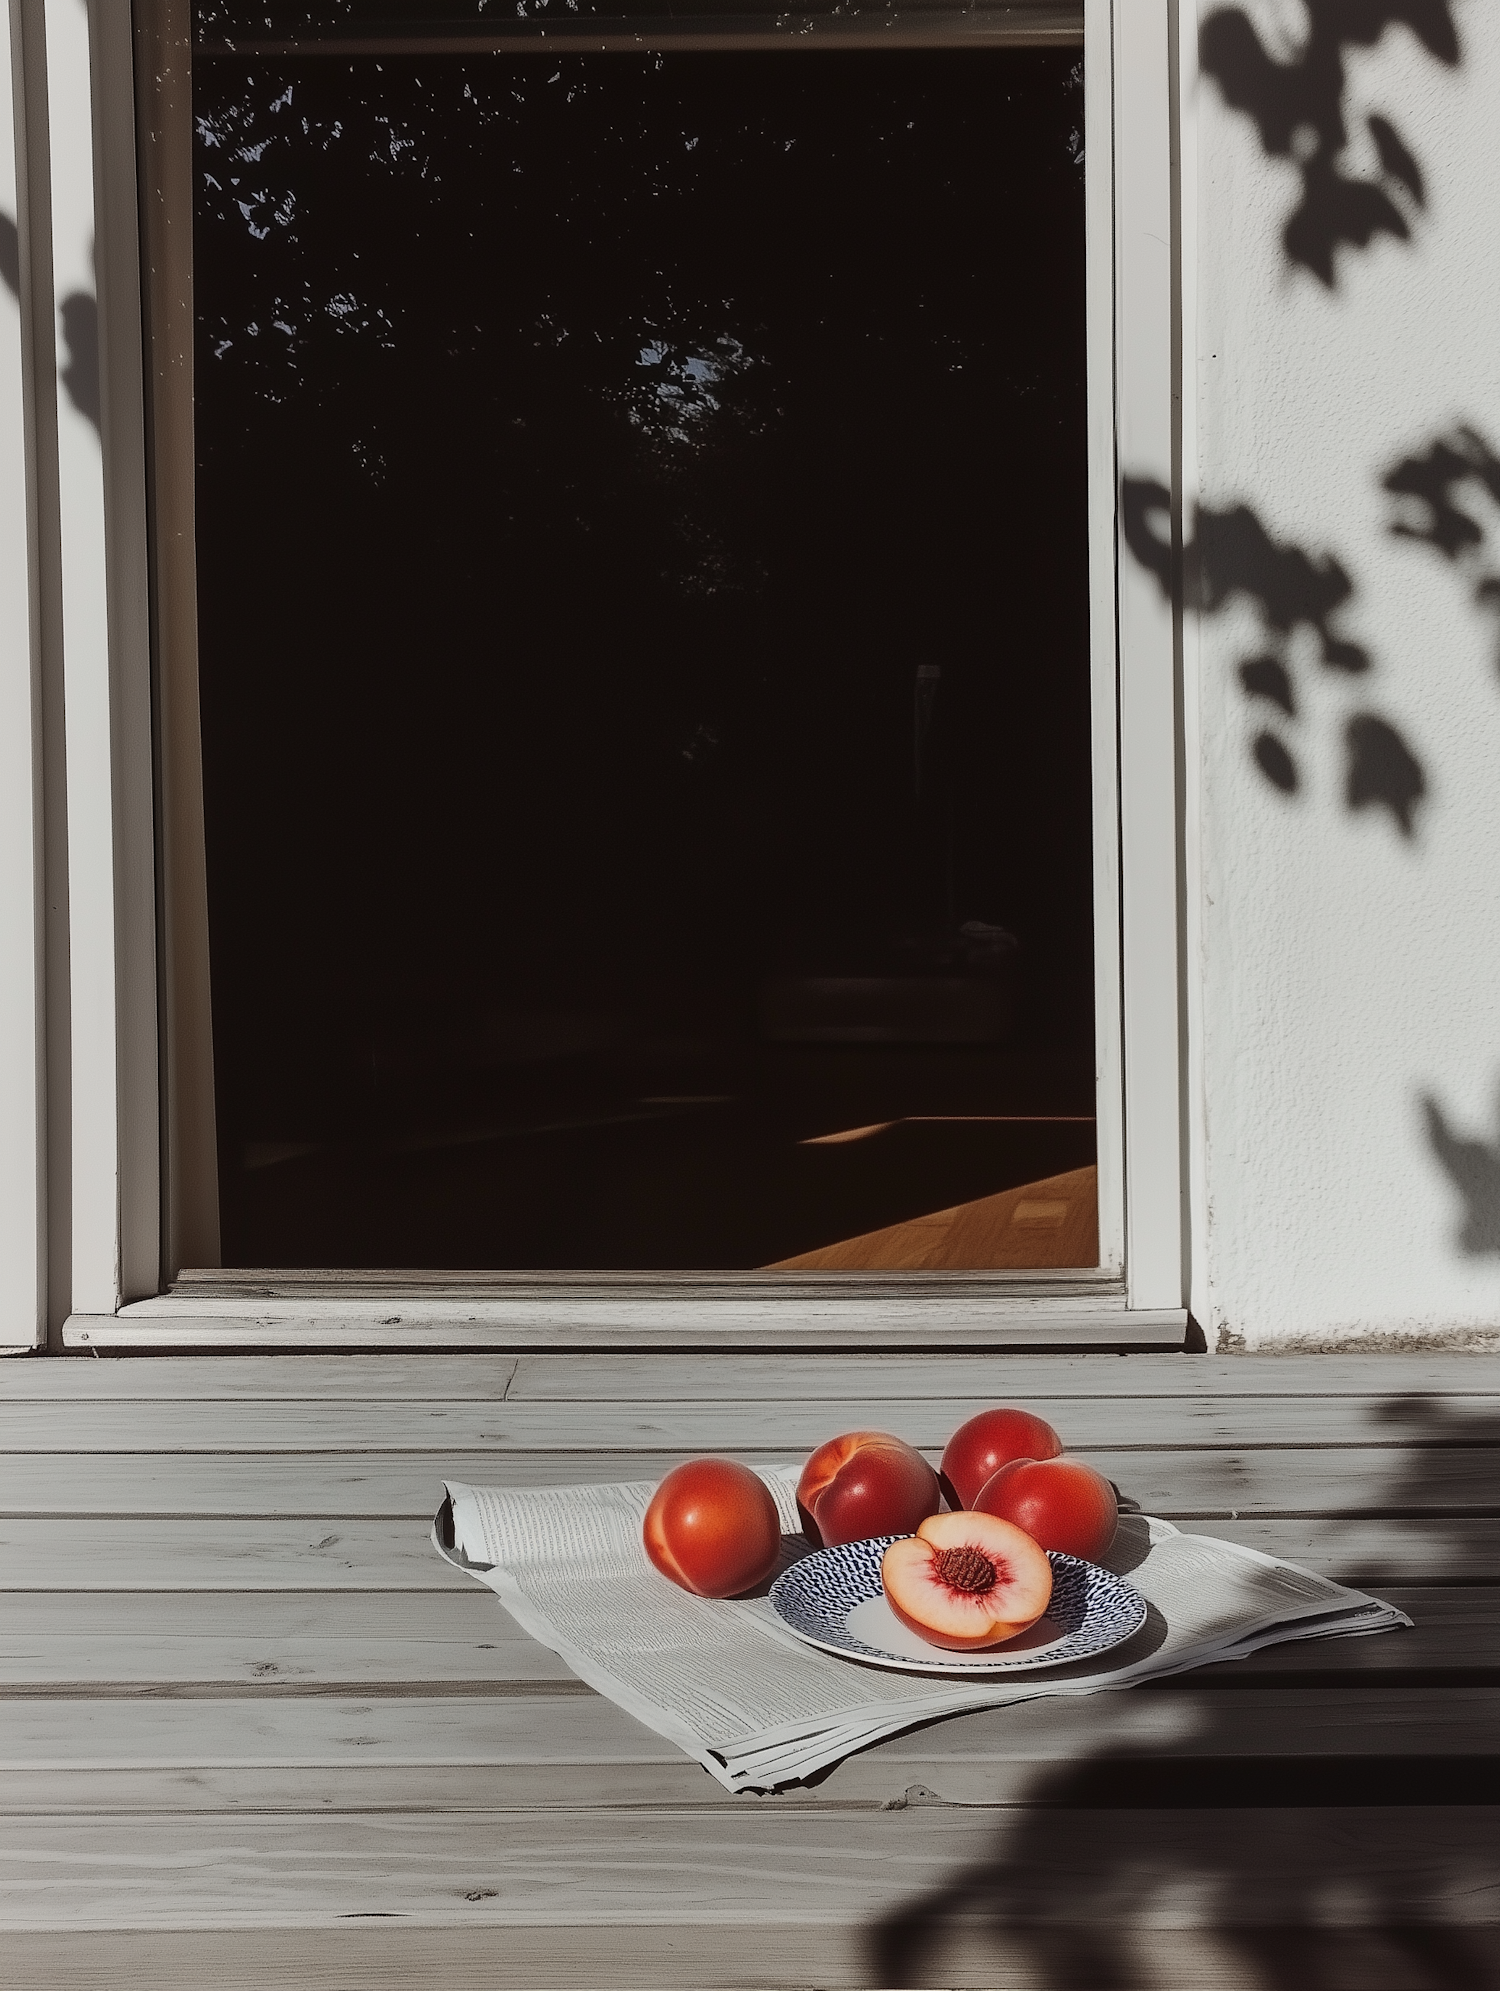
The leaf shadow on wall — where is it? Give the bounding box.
[0,211,19,300]
[866,1395,1500,1991]
[1122,477,1425,835]
[1421,1087,1500,1253]
[1384,428,1500,1263]
[1384,424,1500,668]
[59,291,101,432]
[1200,0,1460,287]
[0,207,101,433]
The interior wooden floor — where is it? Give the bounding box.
[3,1347,1498,1988]
[769,1163,1099,1270]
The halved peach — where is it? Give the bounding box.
[881,1510,1053,1651]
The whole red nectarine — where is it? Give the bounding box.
[643,1457,782,1598]
[972,1455,1118,1562]
[941,1406,1063,1509]
[797,1431,940,1548]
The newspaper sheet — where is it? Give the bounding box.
[434,1467,1409,1790]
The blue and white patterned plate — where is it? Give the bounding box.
[768,1535,1147,1674]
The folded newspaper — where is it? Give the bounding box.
[434,1467,1409,1792]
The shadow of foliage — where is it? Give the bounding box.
[1385,425,1500,667]
[59,291,101,432]
[1346,711,1424,830]
[1422,1086,1500,1253]
[0,210,99,433]
[1123,476,1424,834]
[1200,1,1460,287]
[869,1389,1500,1990]
[0,211,18,301]
[1197,499,1371,672]
[1387,427,1500,557]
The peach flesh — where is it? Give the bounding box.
[882,1510,1053,1651]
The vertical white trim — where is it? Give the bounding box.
[46,0,115,1313]
[0,0,44,1349]
[44,0,112,1314]
[1114,0,1187,1309]
[41,0,157,1316]
[1175,0,1206,1327]
[1085,0,1124,1278]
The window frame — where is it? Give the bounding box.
[0,0,1192,1352]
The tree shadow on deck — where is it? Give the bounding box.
[868,1391,1500,1990]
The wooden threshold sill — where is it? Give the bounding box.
[63,1270,1189,1353]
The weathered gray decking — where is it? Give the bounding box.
[3,1349,1498,1988]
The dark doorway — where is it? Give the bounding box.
[192,42,1095,1269]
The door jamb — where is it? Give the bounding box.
[3,0,1193,1347]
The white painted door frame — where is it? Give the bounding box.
[0,0,46,1351]
[3,0,159,1353]
[1108,0,1193,1314]
[0,0,1194,1350]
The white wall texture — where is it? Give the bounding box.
[0,0,44,1349]
[1187,0,1500,1345]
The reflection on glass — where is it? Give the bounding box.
[194,45,1095,1269]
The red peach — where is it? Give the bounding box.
[972,1455,1119,1562]
[643,1458,782,1598]
[796,1430,941,1548]
[940,1406,1063,1509]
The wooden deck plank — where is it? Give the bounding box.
[5,1738,1489,1815]
[1176,1514,1500,1581]
[8,1923,1500,1991]
[2,1586,1486,1692]
[4,1806,1497,1931]
[0,1590,506,1639]
[0,1739,1490,1816]
[5,1685,1494,1780]
[0,1637,580,1695]
[509,1349,1500,1400]
[11,1349,1500,1403]
[7,1391,1499,1453]
[0,1357,519,1400]
[0,1692,689,1773]
[4,1444,1496,1523]
[2,1511,1494,1589]
[0,1518,471,1590]
[0,1588,581,1696]
[2,1751,1491,1819]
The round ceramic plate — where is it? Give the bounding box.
[768,1536,1147,1675]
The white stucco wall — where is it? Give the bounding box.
[1187,0,1500,1346]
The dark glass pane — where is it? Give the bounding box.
[193,46,1095,1269]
